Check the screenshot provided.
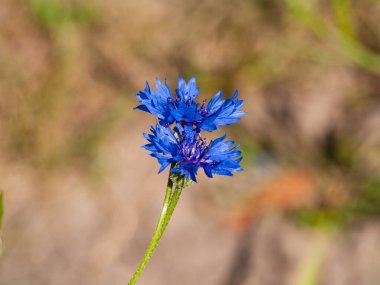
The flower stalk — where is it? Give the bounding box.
[127,172,183,285]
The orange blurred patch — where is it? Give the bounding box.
[229,169,316,231]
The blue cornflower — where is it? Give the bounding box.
[135,77,246,131]
[143,124,243,182]
[131,77,246,285]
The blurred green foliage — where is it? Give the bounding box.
[293,209,343,229]
[239,139,262,167]
[294,177,380,228]
[30,0,98,30]
[285,0,380,75]
[349,178,380,218]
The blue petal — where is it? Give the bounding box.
[158,160,171,173]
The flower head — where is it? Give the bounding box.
[135,77,246,130]
[143,124,243,182]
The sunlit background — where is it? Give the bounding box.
[1,0,380,284]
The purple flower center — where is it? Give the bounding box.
[179,134,208,166]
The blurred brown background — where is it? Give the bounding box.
[1,0,380,284]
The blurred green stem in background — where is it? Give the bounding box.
[127,173,183,285]
[293,232,331,285]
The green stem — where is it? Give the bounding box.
[127,175,183,285]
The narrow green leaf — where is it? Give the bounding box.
[332,0,354,36]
